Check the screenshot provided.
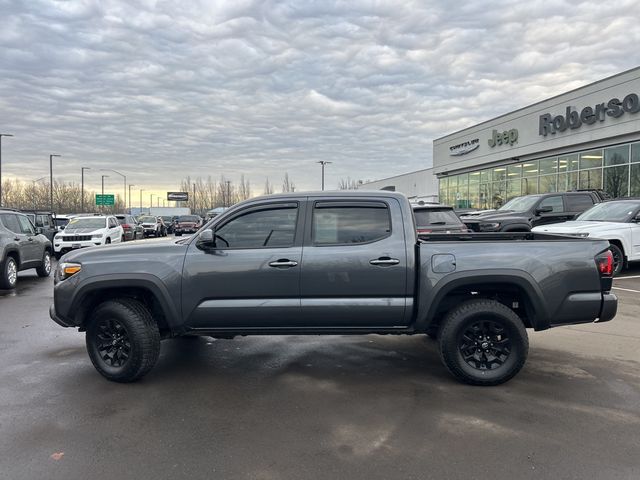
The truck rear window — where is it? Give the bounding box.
[414,208,463,227]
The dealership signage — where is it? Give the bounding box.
[167,191,189,201]
[449,138,479,156]
[488,128,518,148]
[539,93,640,136]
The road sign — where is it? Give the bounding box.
[95,194,115,206]
[167,191,189,201]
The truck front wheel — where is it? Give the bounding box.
[438,299,528,386]
[86,298,160,383]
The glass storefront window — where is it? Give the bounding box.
[560,154,579,171]
[603,165,629,198]
[631,164,640,196]
[480,169,491,183]
[568,172,578,190]
[492,181,506,208]
[604,145,629,166]
[492,167,506,182]
[579,168,602,189]
[469,171,481,184]
[580,150,603,169]
[539,174,557,193]
[479,183,491,209]
[521,177,538,195]
[506,180,521,200]
[469,183,480,209]
[522,161,538,177]
[631,143,640,163]
[507,164,522,179]
[558,172,568,191]
[538,157,558,175]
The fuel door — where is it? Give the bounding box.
[431,254,456,273]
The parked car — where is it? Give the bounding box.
[174,215,203,236]
[50,191,617,385]
[53,215,123,259]
[0,209,52,289]
[115,214,143,241]
[53,215,72,231]
[460,191,601,232]
[21,210,58,242]
[412,204,469,234]
[532,198,640,275]
[138,216,166,238]
[160,216,176,234]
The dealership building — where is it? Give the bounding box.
[362,67,640,207]
[434,67,640,208]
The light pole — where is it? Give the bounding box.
[157,197,160,208]
[139,189,144,214]
[150,194,155,211]
[101,175,109,212]
[81,167,90,213]
[101,169,126,211]
[128,184,135,213]
[49,154,61,212]
[317,161,332,191]
[0,133,14,208]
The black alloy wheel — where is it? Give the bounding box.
[609,244,624,276]
[94,318,132,368]
[458,320,511,371]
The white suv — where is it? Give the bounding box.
[53,215,123,259]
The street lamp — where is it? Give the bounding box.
[128,184,135,213]
[317,161,332,191]
[81,167,91,213]
[100,169,126,211]
[0,133,14,208]
[32,176,47,210]
[139,189,144,213]
[49,154,61,212]
[101,175,109,212]
[150,193,155,210]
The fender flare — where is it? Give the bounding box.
[69,273,181,328]
[418,270,550,331]
[501,224,531,232]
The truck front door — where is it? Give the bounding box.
[299,198,410,327]
[181,200,305,329]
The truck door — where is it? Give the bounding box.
[16,214,42,264]
[299,198,409,327]
[181,200,305,329]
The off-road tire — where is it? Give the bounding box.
[36,250,52,277]
[438,299,528,386]
[86,298,161,383]
[0,256,18,289]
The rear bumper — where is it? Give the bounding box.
[597,293,617,323]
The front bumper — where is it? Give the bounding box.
[54,240,103,253]
[597,293,617,323]
[49,303,73,327]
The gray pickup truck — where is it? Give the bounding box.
[50,192,617,385]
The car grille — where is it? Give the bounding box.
[464,222,481,232]
[63,235,92,241]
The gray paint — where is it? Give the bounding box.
[51,191,615,335]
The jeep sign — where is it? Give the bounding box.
[539,93,640,136]
[488,128,518,148]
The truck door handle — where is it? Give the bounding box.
[370,257,400,266]
[268,259,298,268]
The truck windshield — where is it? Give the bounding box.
[576,201,640,222]
[67,218,107,229]
[499,196,540,212]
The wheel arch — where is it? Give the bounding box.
[4,248,21,267]
[420,272,549,332]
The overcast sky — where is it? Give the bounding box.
[1,0,639,197]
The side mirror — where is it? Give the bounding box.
[633,214,640,223]
[196,229,215,250]
[535,206,553,215]
[60,225,65,230]
[36,227,44,235]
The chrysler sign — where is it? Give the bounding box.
[449,138,479,156]
[539,93,640,136]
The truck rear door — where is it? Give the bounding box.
[299,198,410,327]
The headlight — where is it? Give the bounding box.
[57,262,82,281]
[479,222,500,231]
[91,233,103,239]
[575,232,590,238]
[54,234,63,240]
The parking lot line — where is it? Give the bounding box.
[615,275,640,280]
[612,286,640,293]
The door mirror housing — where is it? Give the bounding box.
[36,227,44,235]
[196,229,215,250]
[535,206,554,215]
[633,214,640,223]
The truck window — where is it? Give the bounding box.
[215,205,298,249]
[539,196,564,213]
[17,215,35,235]
[565,194,595,212]
[312,203,391,245]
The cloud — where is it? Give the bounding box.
[0,0,638,196]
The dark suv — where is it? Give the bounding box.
[21,210,58,242]
[412,204,469,234]
[0,210,53,289]
[460,191,600,232]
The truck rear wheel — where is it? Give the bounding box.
[86,298,160,383]
[438,299,528,386]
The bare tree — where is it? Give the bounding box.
[282,172,295,193]
[338,177,359,190]
[263,178,274,195]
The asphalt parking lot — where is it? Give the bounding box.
[1,262,639,479]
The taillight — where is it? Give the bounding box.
[595,250,613,277]
[417,228,432,234]
[122,224,130,229]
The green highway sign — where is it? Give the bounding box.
[95,194,115,206]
